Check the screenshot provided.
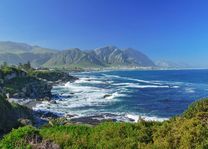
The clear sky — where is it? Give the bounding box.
[0,0,208,67]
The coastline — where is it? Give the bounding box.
[6,68,207,126]
[24,72,170,125]
[68,66,208,74]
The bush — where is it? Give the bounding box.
[88,121,160,149]
[0,126,38,149]
[40,125,91,148]
[0,66,22,77]
[183,98,208,118]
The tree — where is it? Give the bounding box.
[18,61,32,71]
[18,63,23,69]
[26,61,31,69]
[3,62,7,67]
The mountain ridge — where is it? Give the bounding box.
[155,60,192,69]
[0,41,155,69]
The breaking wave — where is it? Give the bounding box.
[33,70,208,122]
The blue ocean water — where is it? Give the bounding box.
[34,69,208,122]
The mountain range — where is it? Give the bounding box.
[0,41,155,69]
[155,60,192,69]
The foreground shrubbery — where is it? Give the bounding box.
[0,98,208,149]
[0,126,38,149]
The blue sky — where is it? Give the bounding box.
[0,0,208,67]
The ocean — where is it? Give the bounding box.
[33,69,208,122]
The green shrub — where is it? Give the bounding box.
[88,121,160,149]
[28,70,61,81]
[153,117,208,149]
[183,98,208,119]
[40,125,91,149]
[0,126,38,149]
[40,121,160,149]
[0,66,22,77]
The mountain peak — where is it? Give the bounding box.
[0,41,155,68]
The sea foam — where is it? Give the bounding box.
[126,114,169,122]
[33,71,191,123]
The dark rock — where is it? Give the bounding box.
[103,94,111,98]
[50,100,57,104]
[18,118,33,126]
[26,134,60,149]
[70,116,101,125]
[31,140,60,149]
[61,94,72,98]
[41,112,59,119]
[65,114,77,118]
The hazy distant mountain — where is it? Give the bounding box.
[0,41,32,54]
[0,41,57,67]
[122,48,155,66]
[0,41,155,68]
[0,41,57,54]
[155,60,192,68]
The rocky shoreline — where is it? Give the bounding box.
[0,66,82,127]
[2,67,135,127]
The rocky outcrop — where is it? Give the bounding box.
[30,70,78,84]
[4,71,26,81]
[0,67,27,81]
[0,95,33,133]
[20,80,52,99]
[1,67,78,100]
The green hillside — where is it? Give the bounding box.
[0,98,208,149]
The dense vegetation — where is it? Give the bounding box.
[28,70,78,82]
[0,98,208,149]
[0,63,24,80]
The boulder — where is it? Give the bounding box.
[18,118,33,126]
[103,94,111,98]
[50,100,57,104]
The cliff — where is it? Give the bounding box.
[1,66,78,100]
[0,95,33,134]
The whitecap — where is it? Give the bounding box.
[172,85,180,88]
[125,114,169,122]
[113,82,169,88]
[34,77,126,116]
[104,92,127,100]
[102,74,122,78]
[185,88,195,93]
